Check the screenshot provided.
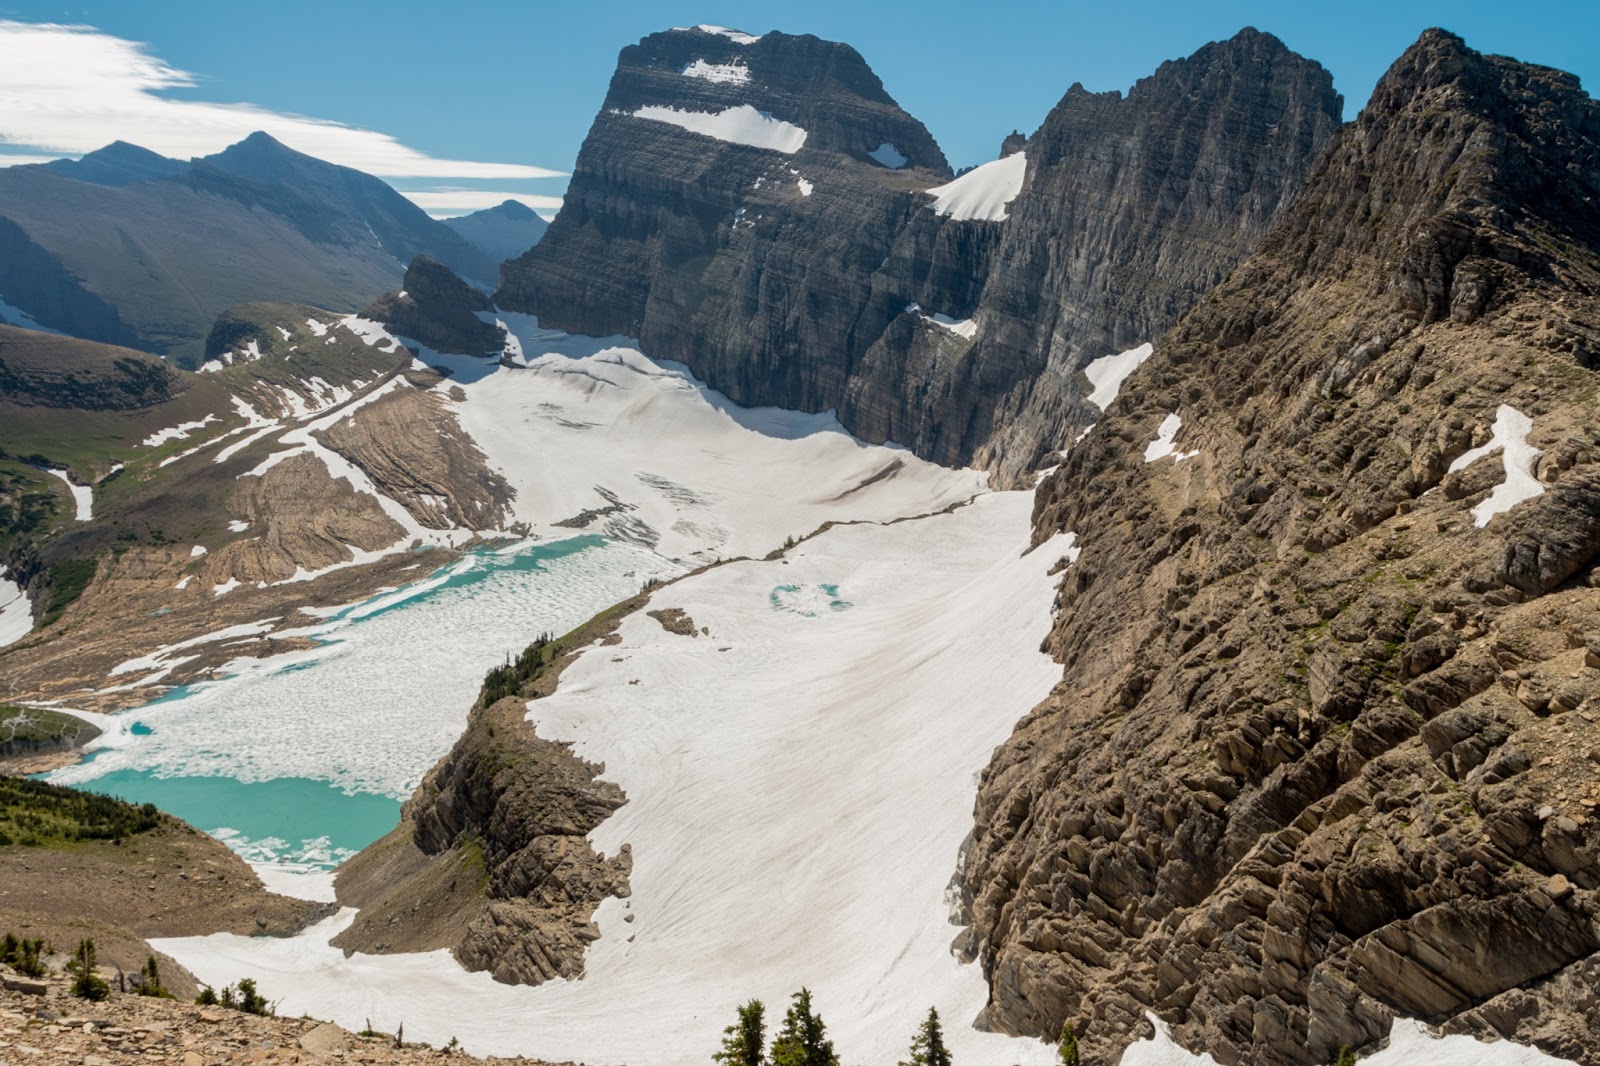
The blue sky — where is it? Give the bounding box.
[0,1,1594,215]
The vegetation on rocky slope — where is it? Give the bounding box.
[0,776,161,846]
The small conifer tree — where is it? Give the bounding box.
[196,985,219,1006]
[1333,1047,1357,1066]
[714,998,766,1066]
[70,939,110,1001]
[899,1007,953,1066]
[137,955,171,998]
[770,989,839,1066]
[234,977,270,1015]
[1058,1021,1080,1066]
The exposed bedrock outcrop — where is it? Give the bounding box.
[963,29,1600,1065]
[334,603,643,985]
[362,255,506,357]
[502,26,1338,485]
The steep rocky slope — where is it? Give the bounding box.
[332,599,642,985]
[504,27,1338,486]
[0,133,493,359]
[889,29,1343,480]
[963,29,1600,1064]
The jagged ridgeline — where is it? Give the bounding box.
[965,29,1600,1066]
[500,26,1340,484]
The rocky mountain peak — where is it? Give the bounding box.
[503,28,1337,487]
[601,26,949,171]
[965,29,1600,1066]
[40,139,188,187]
[362,256,504,357]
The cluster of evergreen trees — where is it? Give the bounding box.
[711,993,1082,1066]
[0,932,48,977]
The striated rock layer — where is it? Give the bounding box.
[333,602,642,985]
[963,29,1600,1065]
[501,26,1339,485]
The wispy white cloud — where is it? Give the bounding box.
[404,190,566,217]
[0,21,565,180]
[0,153,66,167]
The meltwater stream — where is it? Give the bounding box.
[48,534,678,872]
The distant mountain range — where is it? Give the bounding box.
[0,132,498,363]
[442,199,549,261]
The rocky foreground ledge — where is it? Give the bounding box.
[0,974,576,1064]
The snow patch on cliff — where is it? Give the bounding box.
[630,104,806,154]
[674,24,764,44]
[681,59,750,84]
[0,567,31,648]
[1085,343,1155,411]
[926,152,1027,221]
[44,467,92,521]
[1446,404,1544,527]
[1143,413,1197,463]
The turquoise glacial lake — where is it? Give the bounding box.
[49,534,674,871]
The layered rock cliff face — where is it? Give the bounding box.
[963,30,1600,1064]
[503,27,1339,485]
[912,30,1343,480]
[497,26,953,414]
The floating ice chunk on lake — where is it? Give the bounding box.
[1445,404,1544,527]
[1084,343,1155,411]
[143,414,219,447]
[629,104,807,154]
[869,142,908,169]
[45,467,92,520]
[674,24,764,44]
[681,59,750,84]
[0,566,31,648]
[926,152,1027,221]
[1143,413,1197,463]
